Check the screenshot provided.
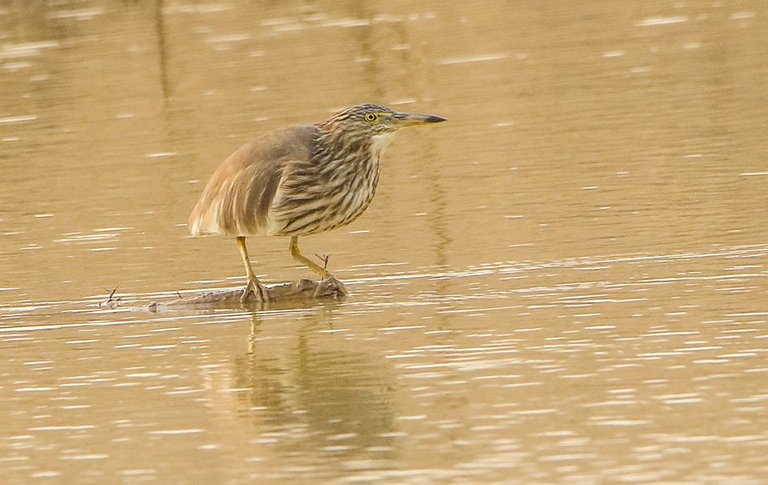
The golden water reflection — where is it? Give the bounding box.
[234,313,397,461]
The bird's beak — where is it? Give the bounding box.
[391,111,446,126]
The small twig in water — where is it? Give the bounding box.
[315,253,330,270]
[99,287,120,307]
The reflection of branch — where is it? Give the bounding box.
[155,0,170,100]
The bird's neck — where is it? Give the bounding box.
[369,133,396,161]
[314,129,395,168]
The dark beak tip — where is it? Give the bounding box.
[426,115,446,123]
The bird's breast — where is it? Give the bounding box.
[267,145,385,236]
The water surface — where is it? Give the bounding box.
[1,1,767,483]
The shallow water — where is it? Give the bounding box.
[2,1,767,483]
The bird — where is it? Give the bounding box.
[188,103,445,304]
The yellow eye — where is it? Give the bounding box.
[364,113,377,122]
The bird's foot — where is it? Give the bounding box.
[241,278,270,305]
[314,274,349,299]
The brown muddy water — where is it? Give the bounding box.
[1,1,767,483]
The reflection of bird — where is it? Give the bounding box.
[189,104,445,303]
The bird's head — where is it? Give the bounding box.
[319,104,445,139]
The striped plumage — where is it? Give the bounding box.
[188,103,445,304]
[267,109,388,236]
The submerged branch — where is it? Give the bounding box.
[147,277,348,311]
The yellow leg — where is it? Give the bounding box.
[236,236,269,303]
[289,236,331,278]
[289,236,348,297]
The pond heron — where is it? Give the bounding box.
[188,104,445,303]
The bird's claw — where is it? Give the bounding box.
[241,278,270,304]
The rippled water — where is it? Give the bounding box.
[2,1,767,483]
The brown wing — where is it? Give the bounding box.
[188,124,317,237]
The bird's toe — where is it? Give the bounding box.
[241,279,270,304]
